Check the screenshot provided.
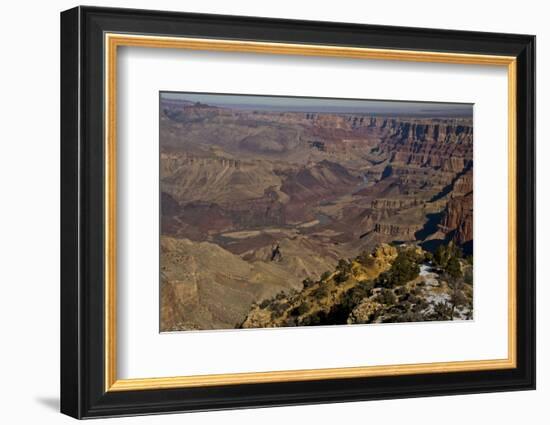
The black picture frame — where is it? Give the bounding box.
[61,5,535,419]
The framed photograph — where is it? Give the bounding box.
[60,6,535,419]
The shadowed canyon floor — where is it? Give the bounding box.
[159,95,473,331]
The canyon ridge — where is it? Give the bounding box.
[159,94,474,331]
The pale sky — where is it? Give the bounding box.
[160,91,473,118]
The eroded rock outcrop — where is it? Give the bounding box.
[240,243,473,328]
[439,169,473,246]
[441,193,473,245]
[240,244,398,329]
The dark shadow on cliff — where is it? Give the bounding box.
[415,211,444,241]
[416,211,448,253]
[429,164,472,203]
[420,238,446,253]
[461,240,473,256]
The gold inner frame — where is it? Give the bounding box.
[104,33,517,392]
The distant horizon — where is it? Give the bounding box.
[160,91,473,118]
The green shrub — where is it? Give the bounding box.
[434,241,462,267]
[302,278,314,288]
[340,280,374,311]
[390,252,420,285]
[336,259,352,274]
[433,241,464,278]
[311,286,328,299]
[357,279,374,292]
[464,267,473,285]
[445,256,462,278]
[334,271,349,284]
[432,301,452,320]
[374,250,420,288]
[377,289,397,305]
[291,302,310,317]
[320,271,331,281]
[271,302,289,316]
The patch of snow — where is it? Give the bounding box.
[419,264,433,276]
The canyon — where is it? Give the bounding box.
[159,96,473,331]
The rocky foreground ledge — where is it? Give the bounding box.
[240,242,473,328]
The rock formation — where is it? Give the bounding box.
[241,243,473,328]
[159,97,474,331]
